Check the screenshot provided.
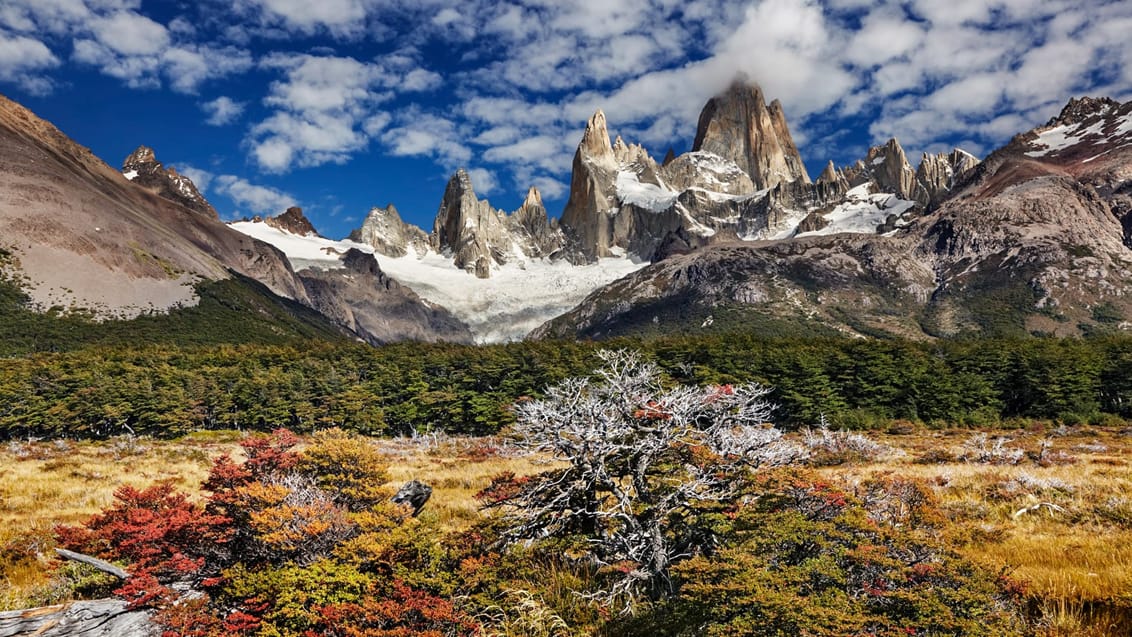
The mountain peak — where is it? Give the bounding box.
[1048,96,1121,128]
[349,203,429,258]
[523,185,543,208]
[120,145,218,219]
[265,206,320,237]
[580,109,615,163]
[692,78,810,189]
[817,160,839,184]
[123,145,156,167]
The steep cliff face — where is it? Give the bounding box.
[916,149,979,208]
[692,78,811,190]
[507,186,565,257]
[429,169,566,278]
[843,138,924,203]
[559,110,623,261]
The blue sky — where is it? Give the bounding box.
[1,0,1130,239]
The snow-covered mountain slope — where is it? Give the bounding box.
[794,184,917,238]
[229,220,647,343]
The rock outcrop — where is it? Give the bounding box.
[507,186,565,257]
[297,248,473,344]
[430,169,566,278]
[122,145,218,219]
[692,77,811,190]
[264,206,319,237]
[349,204,430,257]
[559,110,623,261]
[916,149,979,208]
[843,138,924,203]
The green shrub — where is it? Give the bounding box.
[615,471,1026,637]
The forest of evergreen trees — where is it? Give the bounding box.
[2,334,1130,440]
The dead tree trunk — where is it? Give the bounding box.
[0,600,157,637]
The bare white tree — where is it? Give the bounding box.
[485,349,802,608]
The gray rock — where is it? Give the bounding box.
[298,249,473,344]
[392,480,432,516]
[349,204,430,258]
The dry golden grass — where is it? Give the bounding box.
[0,432,243,609]
[0,432,553,610]
[1,425,1129,635]
[816,425,1132,636]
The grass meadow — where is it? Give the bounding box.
[1,425,1130,635]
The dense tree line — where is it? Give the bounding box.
[2,335,1131,440]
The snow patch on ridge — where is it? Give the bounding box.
[1025,112,1132,158]
[229,221,648,343]
[122,170,138,180]
[615,171,678,212]
[796,184,916,238]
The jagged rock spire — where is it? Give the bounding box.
[692,77,811,189]
[817,160,839,184]
[579,110,615,165]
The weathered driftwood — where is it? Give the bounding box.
[0,551,153,636]
[53,549,129,580]
[0,600,156,637]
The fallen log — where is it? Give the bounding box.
[0,600,156,637]
[53,549,129,580]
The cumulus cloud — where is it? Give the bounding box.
[178,165,214,193]
[235,0,370,37]
[0,32,60,95]
[465,167,498,195]
[0,0,254,95]
[248,53,390,171]
[381,111,471,167]
[201,96,245,126]
[213,174,297,216]
[247,52,447,172]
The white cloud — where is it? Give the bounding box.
[213,174,297,216]
[201,96,245,126]
[483,135,571,173]
[381,111,471,167]
[0,32,60,95]
[90,11,168,56]
[432,8,461,27]
[237,0,369,36]
[248,53,398,171]
[178,165,214,193]
[465,167,498,195]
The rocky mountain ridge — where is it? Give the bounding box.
[533,95,1132,340]
[333,78,983,281]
